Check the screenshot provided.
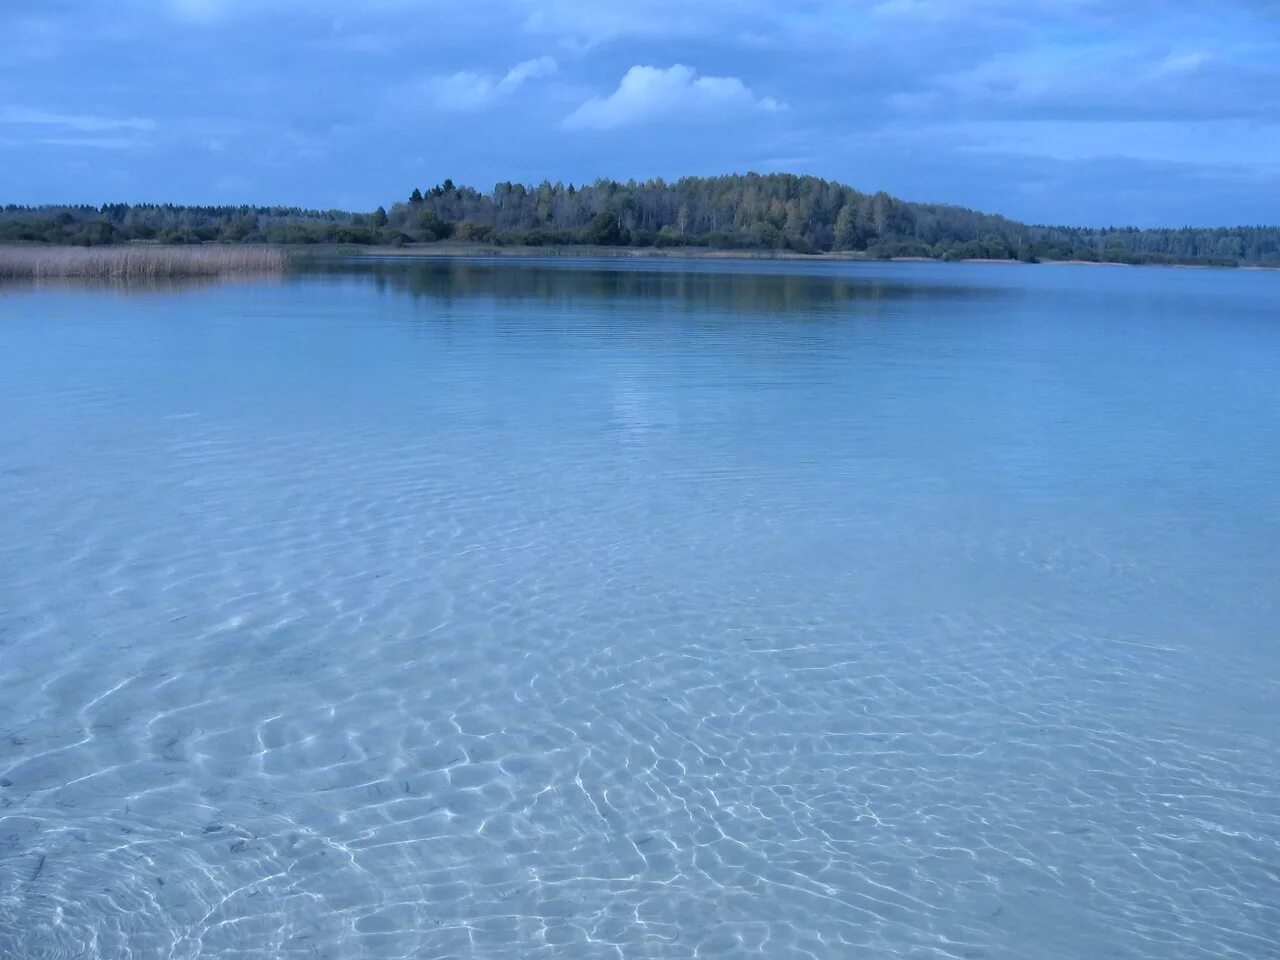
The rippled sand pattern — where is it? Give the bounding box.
[2,260,1278,959]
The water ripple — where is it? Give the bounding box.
[2,263,1278,958]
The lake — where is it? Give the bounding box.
[1,257,1277,959]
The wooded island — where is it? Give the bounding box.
[4,173,1275,266]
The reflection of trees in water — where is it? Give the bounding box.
[298,258,998,315]
[1,275,234,295]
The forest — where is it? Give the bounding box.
[3,173,1277,266]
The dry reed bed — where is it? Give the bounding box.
[0,245,288,281]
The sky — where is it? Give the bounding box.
[2,0,1277,226]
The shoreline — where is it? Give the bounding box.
[296,243,1267,270]
[3,243,1271,274]
[297,243,870,262]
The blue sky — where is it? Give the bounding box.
[2,0,1277,226]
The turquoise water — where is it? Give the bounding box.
[1,258,1277,959]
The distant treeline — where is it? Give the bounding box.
[4,173,1278,266]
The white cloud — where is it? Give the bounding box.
[562,64,782,131]
[423,56,558,111]
[500,56,558,90]
[1155,51,1211,75]
[0,106,155,132]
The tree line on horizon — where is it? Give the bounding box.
[2,173,1277,266]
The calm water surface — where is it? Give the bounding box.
[1,259,1277,959]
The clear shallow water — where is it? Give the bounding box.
[0,258,1277,959]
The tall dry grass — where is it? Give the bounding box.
[0,245,288,282]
